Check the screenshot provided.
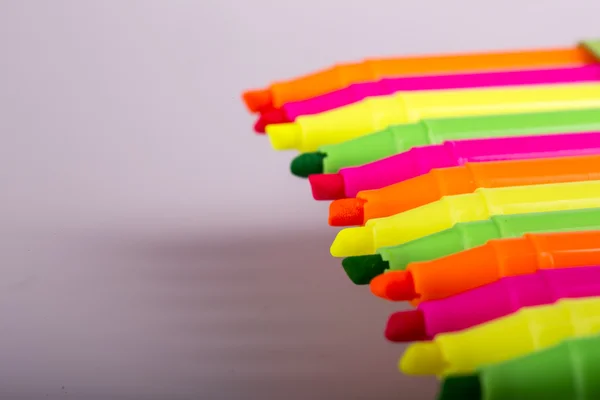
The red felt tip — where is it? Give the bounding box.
[385,309,428,342]
[253,108,291,133]
[308,173,346,200]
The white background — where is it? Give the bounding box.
[0,1,598,399]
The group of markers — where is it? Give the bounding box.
[241,38,600,400]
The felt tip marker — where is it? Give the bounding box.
[399,296,600,376]
[311,130,600,201]
[291,107,600,178]
[329,153,600,226]
[266,82,600,152]
[369,230,600,304]
[243,39,600,114]
[329,179,600,258]
[385,266,600,342]
[254,65,600,130]
[341,207,600,285]
[439,334,600,400]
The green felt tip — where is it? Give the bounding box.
[438,375,482,400]
[290,152,326,178]
[341,255,389,285]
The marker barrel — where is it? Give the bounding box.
[318,107,600,175]
[345,153,600,225]
[379,207,600,271]
[395,266,600,340]
[403,230,600,303]
[474,335,600,400]
[330,180,600,257]
[267,83,600,152]
[336,130,600,198]
[399,296,600,376]
[243,40,600,113]
[281,65,600,121]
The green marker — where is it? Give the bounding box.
[341,207,600,285]
[439,334,600,400]
[290,107,600,177]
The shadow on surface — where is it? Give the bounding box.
[70,227,439,400]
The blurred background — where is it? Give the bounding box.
[0,1,598,399]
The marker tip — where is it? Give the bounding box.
[330,226,375,257]
[399,342,445,376]
[254,108,290,133]
[385,309,428,342]
[370,271,417,301]
[439,375,482,400]
[309,173,346,200]
[341,254,389,285]
[242,89,273,113]
[290,152,326,178]
[266,123,302,151]
[329,198,366,226]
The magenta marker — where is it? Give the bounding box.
[385,265,600,342]
[308,130,600,200]
[255,65,600,130]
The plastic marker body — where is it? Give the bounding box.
[293,107,600,177]
[312,130,600,201]
[329,180,600,258]
[440,335,600,400]
[382,207,600,270]
[274,65,600,123]
[330,153,600,226]
[386,266,600,342]
[399,296,600,377]
[342,208,600,286]
[371,230,600,303]
[266,83,600,152]
[243,40,600,114]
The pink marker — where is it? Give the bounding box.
[308,130,600,200]
[385,265,600,342]
[255,65,600,131]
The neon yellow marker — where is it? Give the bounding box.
[399,296,600,377]
[266,83,600,152]
[330,179,600,257]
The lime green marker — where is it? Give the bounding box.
[291,107,600,177]
[342,207,600,285]
[439,334,600,400]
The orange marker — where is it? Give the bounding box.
[329,154,600,226]
[369,230,600,304]
[242,41,600,114]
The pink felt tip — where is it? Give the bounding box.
[253,108,291,133]
[308,173,346,200]
[385,309,429,342]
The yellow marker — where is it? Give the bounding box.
[266,83,600,152]
[399,296,600,377]
[330,179,600,257]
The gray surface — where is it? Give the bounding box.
[0,1,598,399]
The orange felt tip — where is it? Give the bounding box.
[309,173,346,200]
[242,89,273,113]
[370,271,417,301]
[329,198,366,226]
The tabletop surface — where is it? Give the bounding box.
[0,1,598,399]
